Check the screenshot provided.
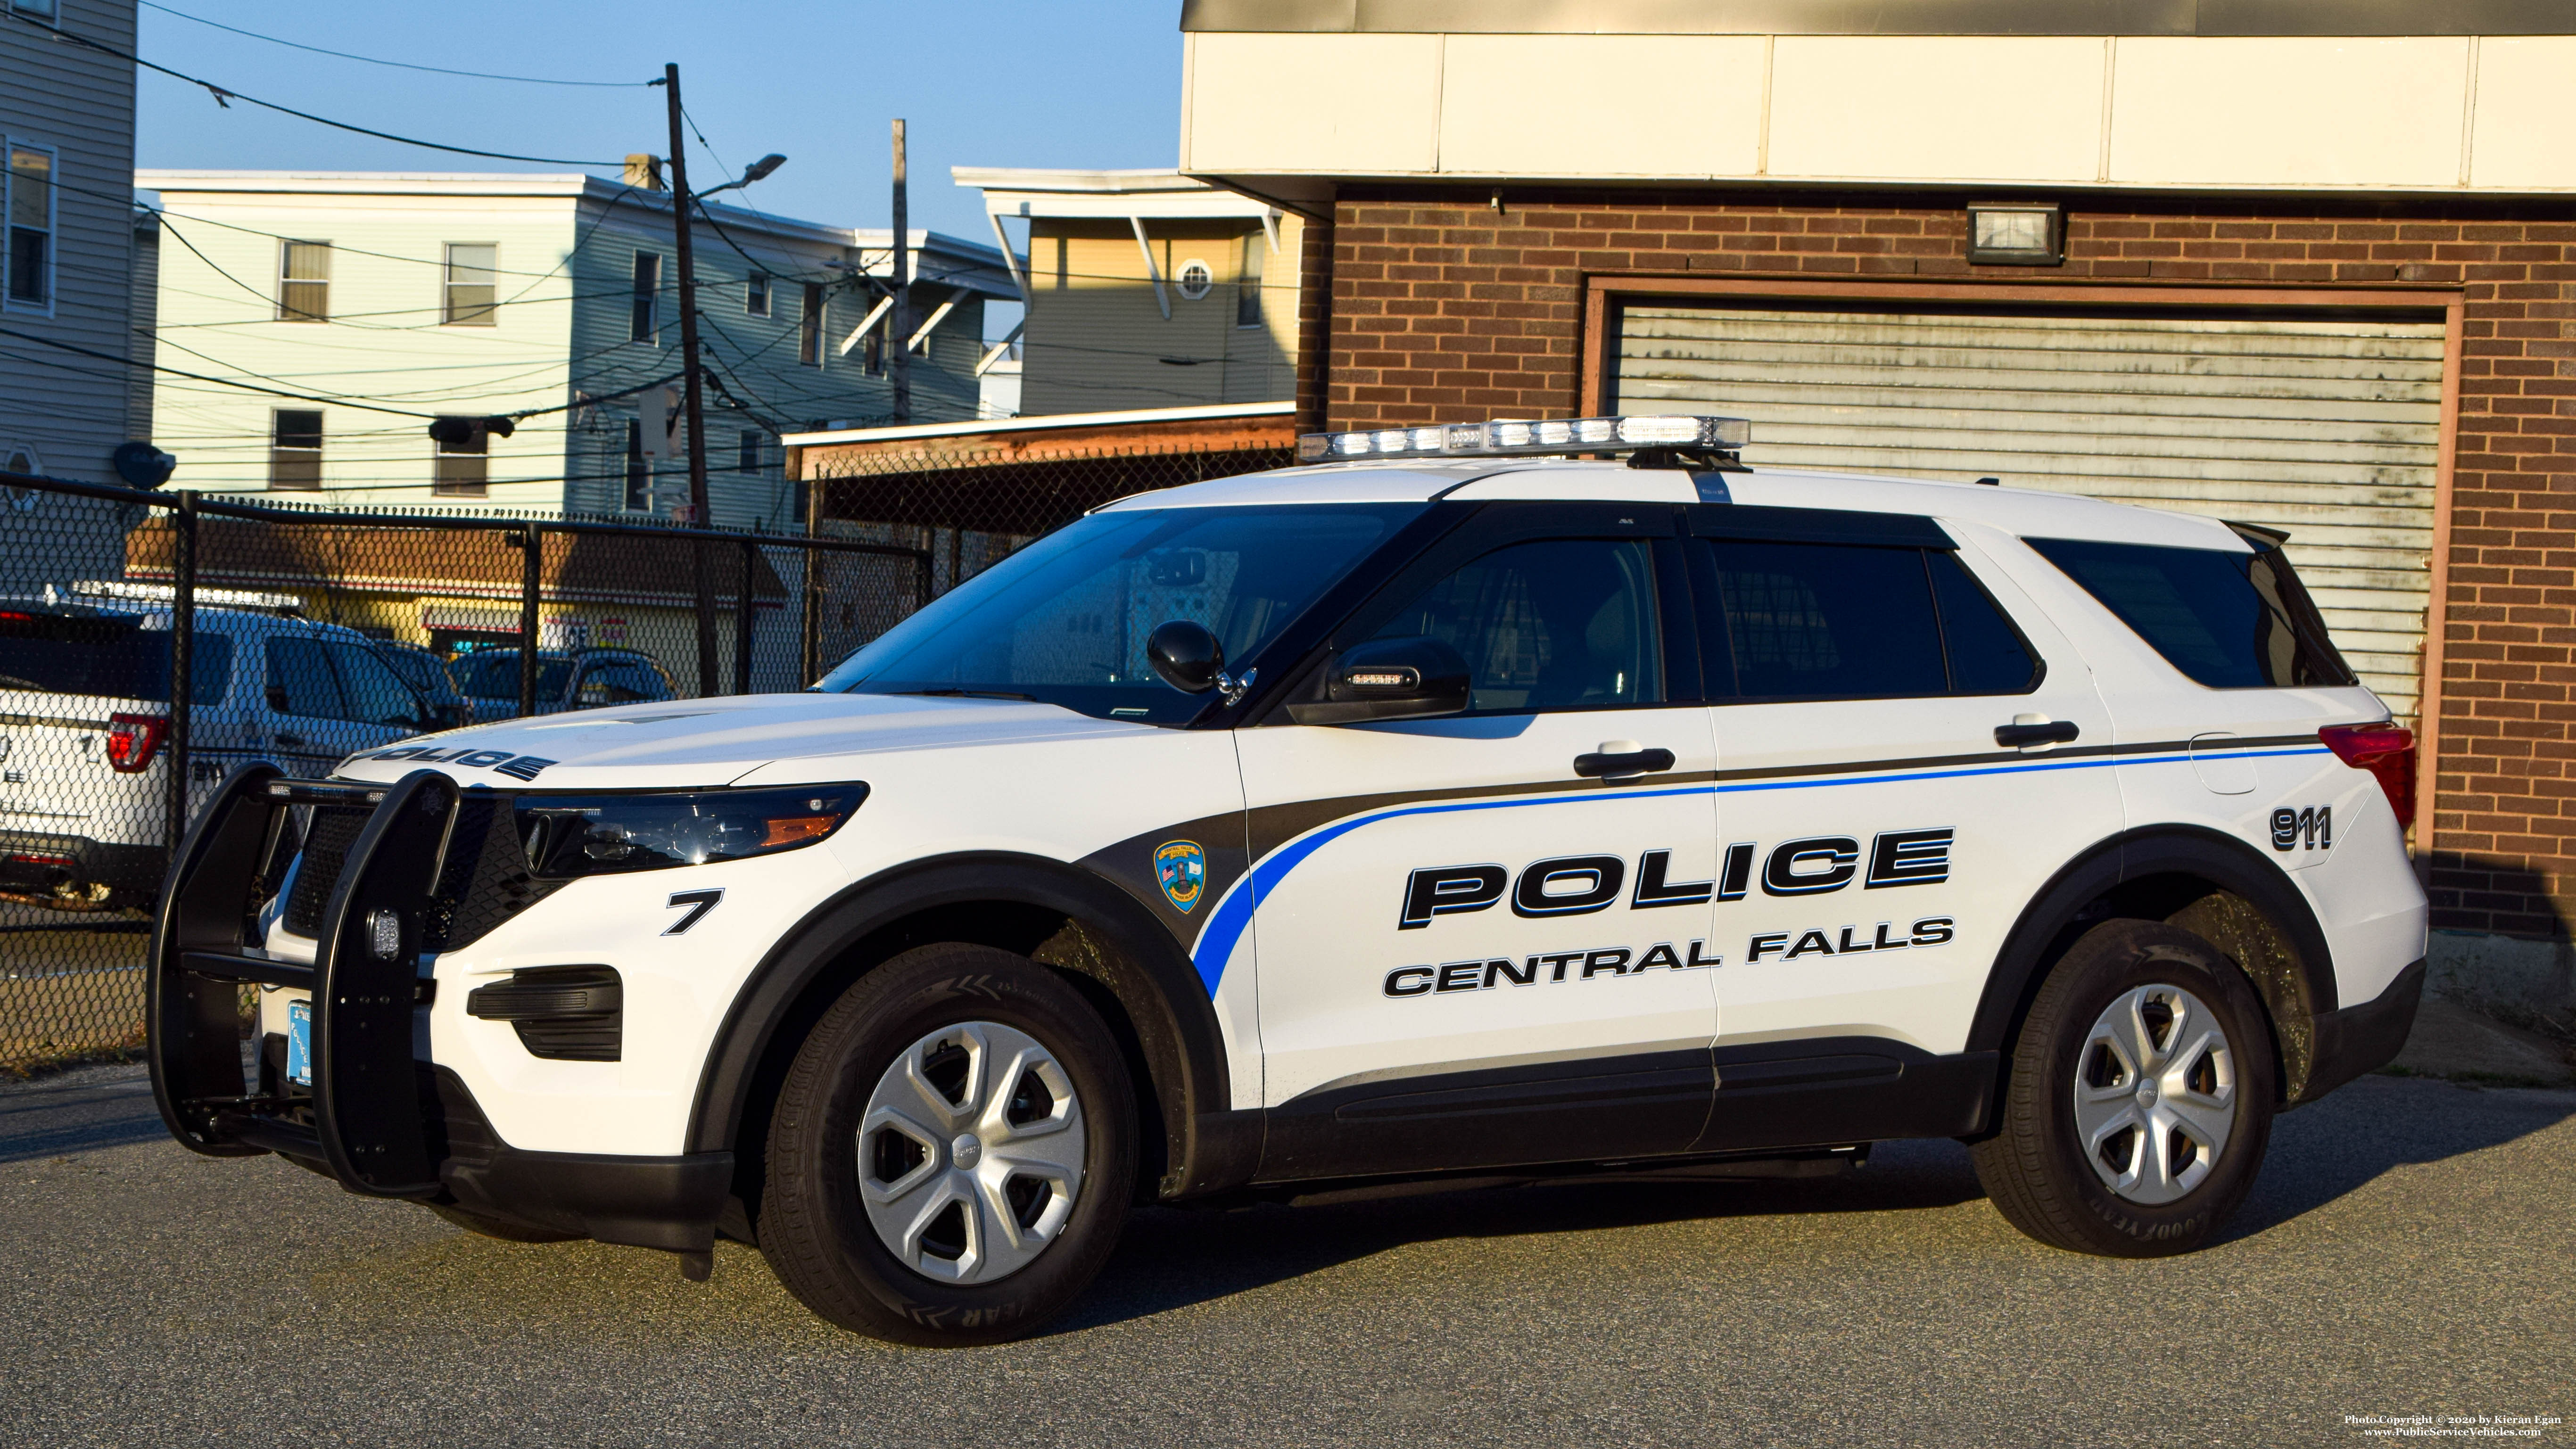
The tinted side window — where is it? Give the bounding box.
[1929,552,2039,694]
[264,636,343,718]
[2028,537,2355,689]
[1700,541,1947,700]
[326,642,423,727]
[1370,538,1663,711]
[0,617,231,704]
[183,634,237,706]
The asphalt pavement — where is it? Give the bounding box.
[1,1064,2569,1448]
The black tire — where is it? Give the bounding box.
[758,943,1137,1346]
[425,1203,578,1243]
[1971,919,2278,1257]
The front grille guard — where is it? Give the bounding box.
[148,765,460,1198]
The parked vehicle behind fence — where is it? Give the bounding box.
[451,646,678,721]
[373,641,473,730]
[0,585,438,912]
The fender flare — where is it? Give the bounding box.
[683,850,1248,1195]
[1967,824,2336,1095]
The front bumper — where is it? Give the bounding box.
[148,765,729,1257]
[2298,957,2426,1103]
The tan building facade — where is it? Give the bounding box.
[958,168,1302,416]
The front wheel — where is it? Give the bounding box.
[758,943,1137,1346]
[1971,919,2278,1257]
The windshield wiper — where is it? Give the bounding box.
[894,688,1038,702]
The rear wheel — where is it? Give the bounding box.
[759,943,1136,1346]
[1971,919,2277,1256]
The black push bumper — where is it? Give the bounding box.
[2299,957,2426,1102]
[148,765,729,1258]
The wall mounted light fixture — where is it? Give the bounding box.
[1966,201,2064,266]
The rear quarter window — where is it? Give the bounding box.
[0,611,233,704]
[2026,536,2355,690]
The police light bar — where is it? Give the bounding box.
[70,579,306,611]
[1295,414,1751,464]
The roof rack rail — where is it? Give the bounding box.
[1296,414,1750,466]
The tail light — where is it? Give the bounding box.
[2319,722,2415,831]
[105,713,169,773]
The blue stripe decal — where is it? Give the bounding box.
[1185,744,2334,994]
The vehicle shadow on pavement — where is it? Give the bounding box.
[0,1075,165,1165]
[1054,1136,1990,1335]
[2223,1073,2576,1243]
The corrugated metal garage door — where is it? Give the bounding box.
[1617,305,2447,718]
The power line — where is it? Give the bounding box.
[0,326,439,417]
[138,1,653,87]
[5,8,621,166]
[2,322,681,424]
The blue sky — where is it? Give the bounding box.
[136,0,1186,339]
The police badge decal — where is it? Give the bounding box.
[1154,840,1207,913]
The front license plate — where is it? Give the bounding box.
[287,999,312,1086]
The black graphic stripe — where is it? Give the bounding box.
[1240,733,2327,859]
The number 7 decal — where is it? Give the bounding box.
[664,888,724,935]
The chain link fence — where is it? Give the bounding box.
[0,470,928,1073]
[2,442,1288,1072]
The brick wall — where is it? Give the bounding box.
[1312,188,2576,939]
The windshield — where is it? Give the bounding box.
[377,647,448,694]
[455,651,572,700]
[818,503,1420,723]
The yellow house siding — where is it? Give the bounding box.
[1022,215,1298,415]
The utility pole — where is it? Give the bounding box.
[664,62,719,696]
[890,118,911,424]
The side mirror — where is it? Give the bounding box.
[1147,619,1224,694]
[1287,637,1471,725]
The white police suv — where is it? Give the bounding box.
[148,415,2427,1346]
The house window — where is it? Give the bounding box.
[432,418,488,497]
[5,142,54,308]
[746,272,770,317]
[7,1,56,21]
[799,282,823,366]
[1176,259,1213,301]
[630,252,661,343]
[737,430,765,473]
[623,418,649,510]
[277,241,330,322]
[443,243,497,325]
[1237,232,1265,328]
[270,410,323,490]
[863,320,883,377]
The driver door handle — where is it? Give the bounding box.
[1574,744,1676,779]
[1994,719,2080,748]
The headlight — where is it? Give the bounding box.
[511,785,866,878]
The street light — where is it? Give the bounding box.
[694,153,787,202]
